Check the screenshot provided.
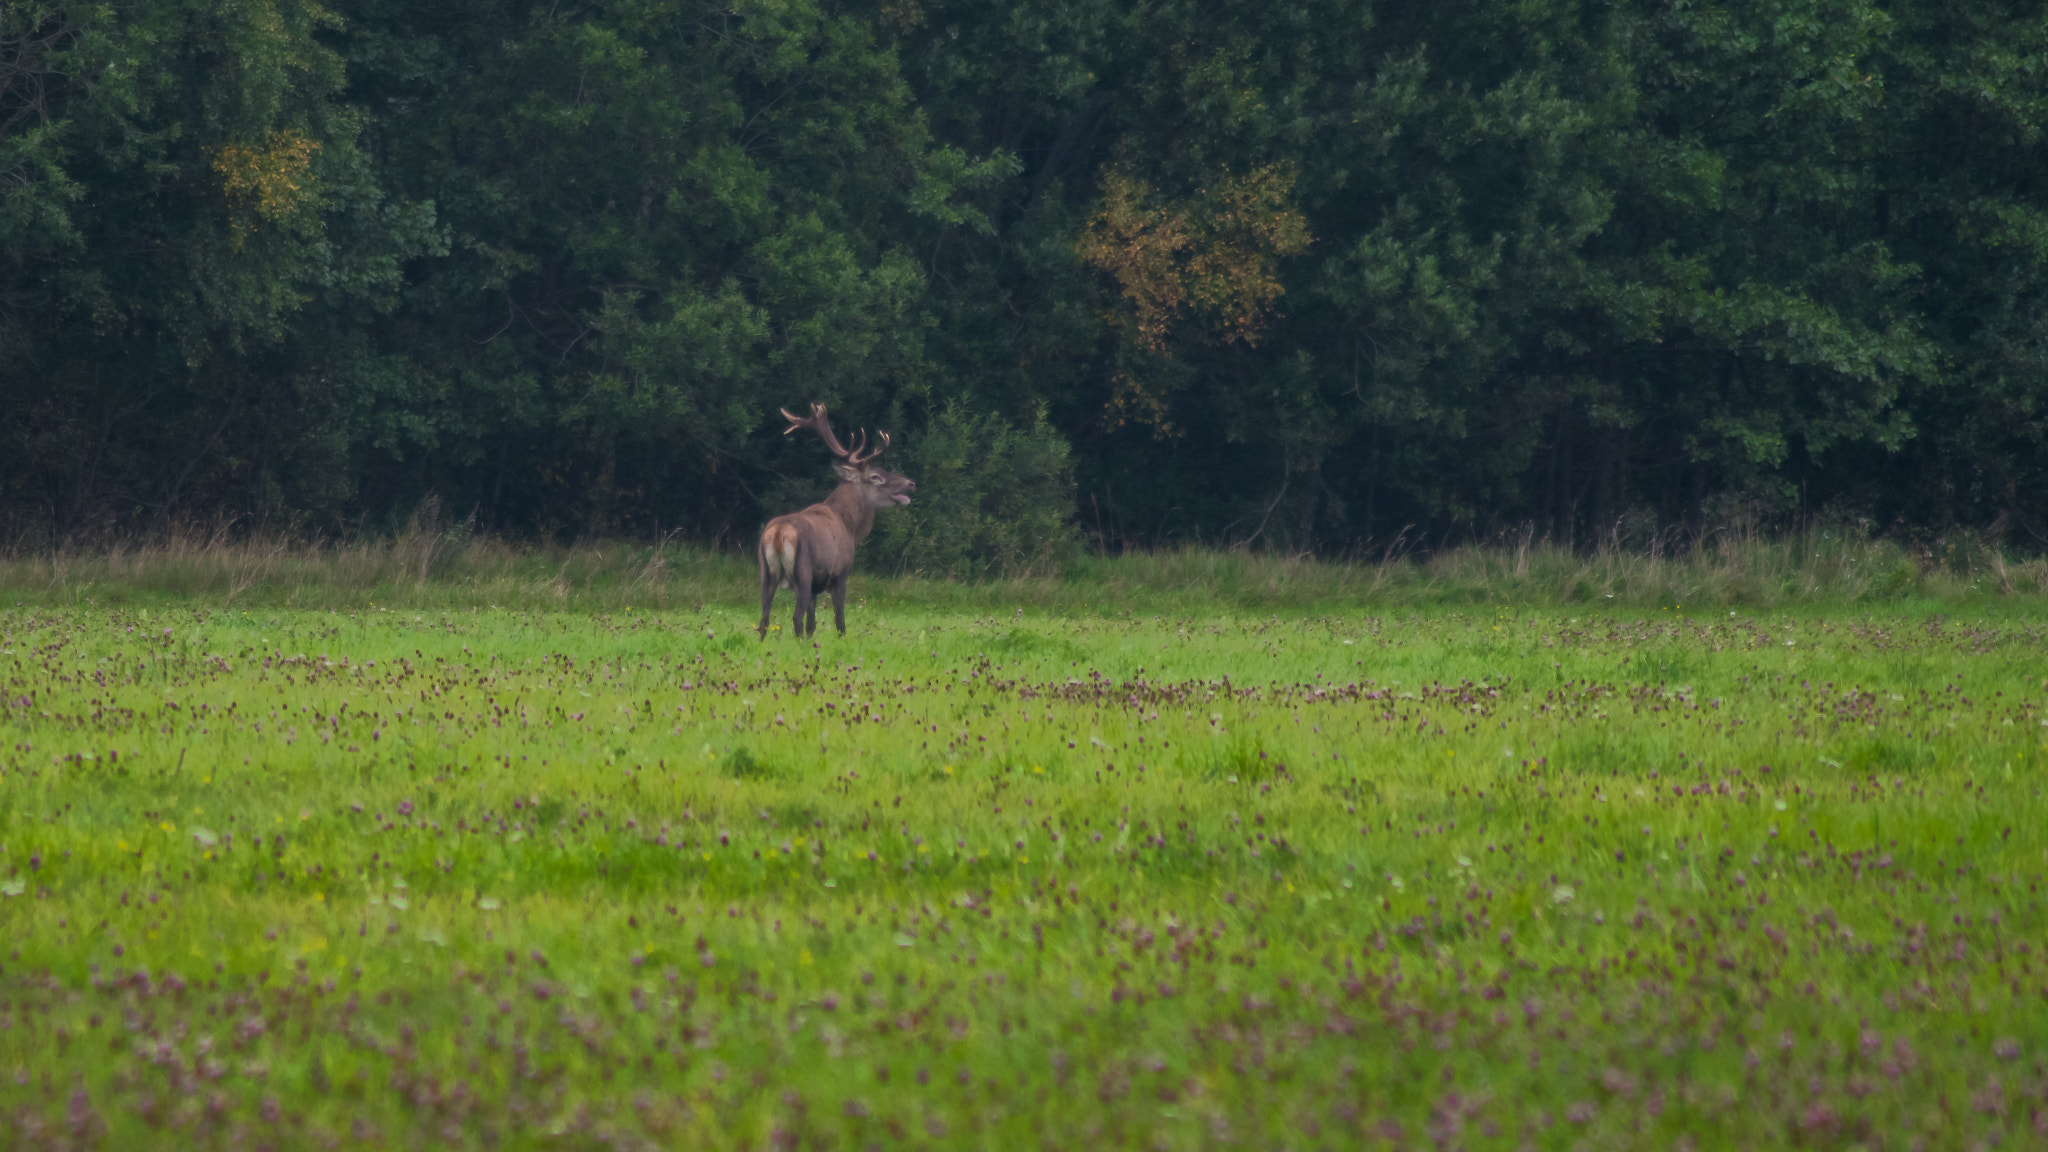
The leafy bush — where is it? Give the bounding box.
[870,405,1079,579]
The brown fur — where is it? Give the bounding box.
[758,408,915,638]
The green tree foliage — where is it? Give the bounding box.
[5,0,2048,560]
[1,0,439,533]
[890,0,1988,549]
[867,403,1079,578]
[303,0,1011,540]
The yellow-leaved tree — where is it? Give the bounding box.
[211,129,321,245]
[1076,162,1309,434]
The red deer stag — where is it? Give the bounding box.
[757,403,916,639]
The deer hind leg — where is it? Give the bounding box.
[757,550,777,639]
[792,549,813,638]
[758,525,796,638]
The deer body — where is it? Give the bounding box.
[758,404,915,638]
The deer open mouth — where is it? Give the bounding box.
[892,494,912,505]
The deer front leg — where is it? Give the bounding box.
[830,573,848,634]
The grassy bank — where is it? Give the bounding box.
[1,527,2044,614]
[2,602,2046,1147]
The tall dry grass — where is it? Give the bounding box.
[1035,531,2047,612]
[0,519,740,613]
[0,519,2041,613]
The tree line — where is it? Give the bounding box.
[6,0,2048,570]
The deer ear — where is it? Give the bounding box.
[831,461,862,483]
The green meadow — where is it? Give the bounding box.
[3,594,2047,1149]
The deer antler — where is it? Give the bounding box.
[781,403,852,458]
[850,429,889,466]
[781,403,890,465]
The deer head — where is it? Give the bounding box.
[781,403,916,509]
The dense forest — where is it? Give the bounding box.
[6,0,2048,570]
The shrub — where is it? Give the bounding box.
[870,404,1079,579]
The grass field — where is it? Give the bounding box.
[4,592,2047,1149]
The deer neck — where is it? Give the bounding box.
[823,482,877,541]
